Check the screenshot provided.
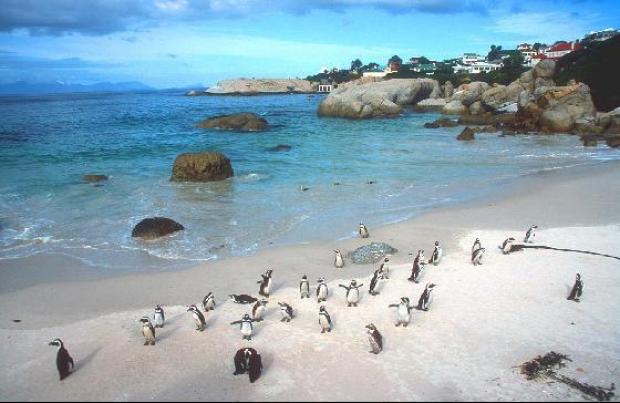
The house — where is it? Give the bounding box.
[462,53,484,65]
[413,63,437,74]
[362,69,388,78]
[387,60,402,73]
[452,61,502,74]
[584,28,619,42]
[543,41,583,59]
[527,53,547,67]
[517,43,538,59]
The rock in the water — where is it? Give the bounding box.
[83,174,108,183]
[171,151,234,182]
[580,135,598,146]
[424,122,440,128]
[267,144,292,152]
[198,113,268,132]
[349,242,398,264]
[132,217,184,240]
[442,100,467,115]
[414,98,447,111]
[606,135,620,148]
[457,127,475,141]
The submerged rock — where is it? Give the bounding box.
[198,113,268,132]
[266,144,292,152]
[82,174,108,183]
[171,151,234,182]
[349,242,398,264]
[132,217,184,240]
[457,127,476,141]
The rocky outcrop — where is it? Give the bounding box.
[198,113,268,132]
[348,242,398,264]
[83,174,108,183]
[451,82,490,106]
[413,98,446,111]
[171,151,234,182]
[132,217,184,240]
[206,79,314,95]
[317,78,441,119]
[424,117,458,128]
[457,127,475,141]
[444,81,454,99]
[442,100,467,115]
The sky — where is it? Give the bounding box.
[0,0,618,89]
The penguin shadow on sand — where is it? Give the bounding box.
[156,325,181,343]
[74,346,102,372]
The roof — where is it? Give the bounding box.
[547,42,582,52]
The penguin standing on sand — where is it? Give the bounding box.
[428,241,443,265]
[567,273,583,302]
[300,275,311,299]
[187,305,206,331]
[203,292,216,312]
[369,269,382,296]
[48,339,74,381]
[278,302,294,322]
[472,238,482,253]
[233,347,262,383]
[365,324,383,354]
[334,250,344,268]
[417,283,436,311]
[471,247,485,266]
[317,277,329,303]
[388,297,414,327]
[231,314,258,341]
[524,225,538,243]
[378,257,390,279]
[153,305,165,328]
[257,269,273,298]
[252,300,268,322]
[359,223,370,238]
[319,306,332,333]
[500,237,516,255]
[139,317,156,346]
[339,279,364,307]
[408,251,426,283]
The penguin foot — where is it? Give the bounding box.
[395,323,401,327]
[347,304,352,307]
[403,323,409,327]
[144,341,149,346]
[328,329,331,332]
[321,329,325,333]
[353,303,358,307]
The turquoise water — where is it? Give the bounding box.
[0,90,618,271]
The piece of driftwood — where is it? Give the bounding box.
[509,244,620,261]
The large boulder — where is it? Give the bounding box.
[198,113,268,132]
[132,217,184,240]
[444,81,454,98]
[318,78,441,119]
[206,78,314,94]
[348,242,398,264]
[442,100,467,115]
[536,83,596,133]
[481,82,527,110]
[171,151,234,182]
[450,82,490,106]
[534,60,556,79]
[413,98,446,111]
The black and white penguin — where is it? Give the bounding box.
[472,238,482,253]
[408,251,426,283]
[334,249,344,268]
[233,347,262,383]
[471,247,485,266]
[153,305,165,328]
[229,294,258,304]
[388,297,414,327]
[139,316,156,346]
[202,292,216,312]
[365,323,383,354]
[359,222,370,238]
[428,241,443,266]
[378,257,390,279]
[48,339,74,381]
[300,275,311,299]
[278,302,294,322]
[319,305,332,333]
[252,300,268,322]
[230,314,257,340]
[524,225,538,243]
[316,277,329,303]
[567,273,583,302]
[339,279,364,307]
[187,305,206,331]
[417,283,436,311]
[499,237,516,254]
[369,269,382,296]
[257,269,273,298]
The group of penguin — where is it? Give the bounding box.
[48,222,585,383]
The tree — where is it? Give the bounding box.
[487,45,503,61]
[388,55,403,64]
[418,56,430,64]
[350,59,363,72]
[360,62,380,72]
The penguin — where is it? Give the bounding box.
[471,247,485,266]
[359,222,370,238]
[257,269,273,298]
[153,305,165,328]
[278,302,294,322]
[567,273,583,302]
[229,294,258,304]
[233,347,262,383]
[334,250,344,268]
[230,314,257,340]
[499,237,516,255]
[388,297,414,327]
[408,251,426,283]
[252,300,268,322]
[318,305,332,333]
[316,277,329,303]
[365,323,383,354]
[368,269,382,296]
[339,279,364,307]
[187,305,206,331]
[202,292,216,312]
[378,257,390,279]
[139,317,156,346]
[428,241,443,266]
[300,275,310,299]
[524,225,538,243]
[48,339,74,381]
[417,283,436,311]
[472,238,482,253]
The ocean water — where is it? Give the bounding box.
[0,90,618,272]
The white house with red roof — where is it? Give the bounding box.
[543,41,583,59]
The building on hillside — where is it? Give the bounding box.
[362,70,388,78]
[543,41,583,59]
[584,28,619,42]
[462,53,485,64]
[413,63,437,74]
[387,60,402,73]
[516,43,538,59]
[526,53,547,67]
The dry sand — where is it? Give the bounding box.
[1,161,619,401]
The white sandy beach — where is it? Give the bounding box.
[1,162,620,401]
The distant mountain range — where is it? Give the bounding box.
[0,81,154,95]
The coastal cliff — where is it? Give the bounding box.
[203,78,315,95]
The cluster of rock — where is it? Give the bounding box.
[198,113,268,132]
[203,79,315,95]
[348,242,398,264]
